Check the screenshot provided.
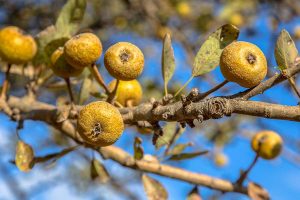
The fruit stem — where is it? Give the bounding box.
[107,79,119,103]
[198,80,229,100]
[65,78,75,105]
[288,78,300,99]
[1,63,12,99]
[126,99,134,107]
[174,75,194,97]
[235,153,259,186]
[90,64,110,94]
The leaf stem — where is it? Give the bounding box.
[89,64,110,94]
[174,76,194,97]
[1,63,12,99]
[164,83,168,96]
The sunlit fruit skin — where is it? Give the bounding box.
[15,140,34,172]
[77,101,124,146]
[64,33,102,69]
[294,26,300,39]
[176,2,191,18]
[50,47,83,78]
[0,26,37,64]
[214,153,228,167]
[108,79,143,107]
[229,13,244,27]
[104,42,144,81]
[251,130,283,160]
[220,41,267,88]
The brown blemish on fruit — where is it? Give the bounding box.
[247,53,256,64]
[119,49,131,63]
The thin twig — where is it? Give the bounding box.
[235,153,260,186]
[65,78,75,104]
[288,78,300,99]
[197,80,229,100]
[107,79,119,103]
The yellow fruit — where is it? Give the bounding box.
[50,47,83,78]
[251,130,283,160]
[0,26,37,64]
[214,153,228,167]
[104,42,144,81]
[15,140,34,172]
[176,2,191,17]
[294,26,300,39]
[64,33,102,69]
[77,101,124,146]
[229,13,244,27]
[220,41,267,88]
[108,79,143,107]
[137,127,153,134]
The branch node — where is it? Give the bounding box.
[203,98,232,119]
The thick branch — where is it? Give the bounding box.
[99,145,247,194]
[0,96,251,195]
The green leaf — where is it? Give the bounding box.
[33,25,57,65]
[166,143,192,156]
[142,174,168,200]
[162,33,176,95]
[55,0,87,37]
[275,29,298,70]
[155,122,177,150]
[168,150,208,161]
[134,137,144,160]
[44,37,70,58]
[90,159,110,183]
[192,24,239,76]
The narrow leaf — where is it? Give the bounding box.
[15,140,35,172]
[162,33,176,95]
[55,0,87,37]
[193,24,239,76]
[33,25,57,65]
[90,159,110,183]
[142,174,168,200]
[155,122,177,150]
[34,145,79,163]
[168,150,208,161]
[275,29,298,70]
[134,137,144,160]
[166,143,192,156]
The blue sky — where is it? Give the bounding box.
[0,5,300,200]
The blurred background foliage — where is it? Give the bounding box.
[0,0,300,199]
